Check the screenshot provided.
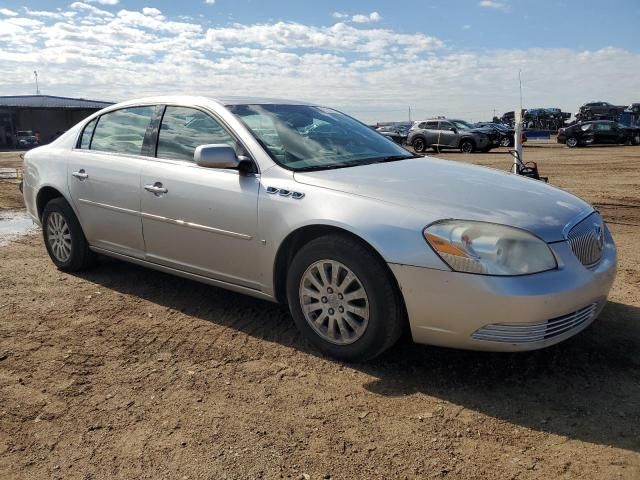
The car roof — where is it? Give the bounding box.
[104,95,314,109]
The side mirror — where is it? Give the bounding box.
[450,127,457,133]
[194,144,240,169]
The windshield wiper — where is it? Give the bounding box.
[375,154,420,163]
[294,160,366,172]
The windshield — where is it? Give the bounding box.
[450,120,473,130]
[229,104,414,171]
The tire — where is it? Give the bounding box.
[459,139,475,153]
[566,137,579,148]
[500,137,511,147]
[42,197,96,271]
[412,137,426,153]
[634,134,640,146]
[286,234,404,362]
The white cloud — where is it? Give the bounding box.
[87,0,119,5]
[351,12,382,23]
[205,0,216,4]
[142,7,163,17]
[332,12,349,19]
[479,1,508,10]
[0,8,19,16]
[463,24,472,30]
[69,2,114,17]
[0,6,638,123]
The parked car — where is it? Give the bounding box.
[15,130,38,149]
[376,123,410,145]
[579,102,627,120]
[474,122,527,147]
[23,96,616,361]
[408,118,499,153]
[557,120,639,147]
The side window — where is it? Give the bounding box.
[156,106,240,162]
[594,123,612,131]
[78,118,97,149]
[438,121,453,131]
[425,121,438,129]
[91,106,155,155]
[417,122,427,129]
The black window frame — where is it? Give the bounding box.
[76,117,98,149]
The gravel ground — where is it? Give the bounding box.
[0,143,639,479]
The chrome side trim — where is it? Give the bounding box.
[78,198,139,216]
[89,246,275,302]
[78,198,253,240]
[139,212,252,240]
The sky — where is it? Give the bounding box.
[0,0,639,123]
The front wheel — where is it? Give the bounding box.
[412,137,427,153]
[287,234,404,362]
[460,139,475,153]
[42,197,96,271]
[566,137,579,148]
[500,137,511,147]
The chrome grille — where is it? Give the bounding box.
[567,213,605,267]
[471,303,598,343]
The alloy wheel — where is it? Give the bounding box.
[47,212,72,262]
[566,137,578,148]
[299,260,369,345]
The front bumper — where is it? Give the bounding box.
[390,233,616,351]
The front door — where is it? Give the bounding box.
[67,106,156,258]
[140,105,261,289]
[437,121,458,148]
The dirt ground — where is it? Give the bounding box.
[0,143,639,479]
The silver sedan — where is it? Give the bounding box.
[22,96,617,361]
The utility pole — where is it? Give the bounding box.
[34,71,40,95]
[513,69,524,173]
[408,106,412,122]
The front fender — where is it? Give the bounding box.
[256,178,449,296]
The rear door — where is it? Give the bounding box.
[140,105,261,289]
[593,122,616,144]
[67,105,156,258]
[422,121,439,147]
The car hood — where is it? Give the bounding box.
[293,157,592,242]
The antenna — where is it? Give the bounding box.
[34,71,40,95]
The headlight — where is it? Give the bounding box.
[423,220,557,276]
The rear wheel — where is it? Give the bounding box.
[287,234,404,362]
[412,137,426,153]
[460,139,475,153]
[42,197,95,271]
[500,137,511,147]
[566,137,579,148]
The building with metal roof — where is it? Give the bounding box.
[0,95,113,149]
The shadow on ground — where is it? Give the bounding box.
[78,257,640,453]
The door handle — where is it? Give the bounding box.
[144,182,168,195]
[72,169,88,180]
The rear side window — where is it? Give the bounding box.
[91,106,155,155]
[78,118,97,149]
[425,121,438,129]
[156,106,240,162]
